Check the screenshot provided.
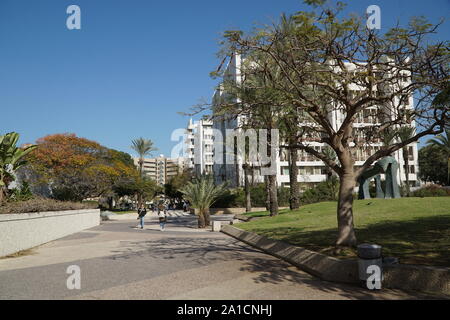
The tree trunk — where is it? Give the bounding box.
[267,127,279,216]
[0,187,4,205]
[198,209,206,228]
[268,174,279,216]
[108,197,114,210]
[265,175,270,211]
[136,193,142,209]
[403,148,410,196]
[244,165,251,212]
[336,172,357,247]
[448,157,450,185]
[288,147,300,210]
[204,208,211,227]
[139,158,143,176]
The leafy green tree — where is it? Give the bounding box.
[164,169,193,205]
[0,132,37,204]
[418,144,448,185]
[426,129,450,185]
[215,1,448,247]
[26,134,136,202]
[180,175,227,228]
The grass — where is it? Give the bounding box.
[239,197,450,267]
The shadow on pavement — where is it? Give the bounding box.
[105,236,435,300]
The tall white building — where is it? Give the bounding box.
[185,118,214,175]
[211,54,420,190]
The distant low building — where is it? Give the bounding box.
[133,155,185,185]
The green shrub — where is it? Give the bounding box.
[211,188,244,208]
[211,183,293,208]
[300,177,339,205]
[248,183,267,207]
[277,186,290,207]
[0,198,98,214]
[8,182,34,202]
[411,184,450,197]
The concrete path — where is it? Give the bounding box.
[0,211,433,300]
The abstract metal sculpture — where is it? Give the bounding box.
[358,156,401,199]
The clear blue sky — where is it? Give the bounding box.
[1,0,448,157]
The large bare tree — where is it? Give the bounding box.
[216,2,449,247]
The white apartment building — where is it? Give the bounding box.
[133,155,185,186]
[185,118,214,175]
[211,54,420,190]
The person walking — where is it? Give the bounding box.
[158,207,167,231]
[136,204,147,229]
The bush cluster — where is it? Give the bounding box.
[300,177,339,205]
[211,184,291,208]
[411,184,450,197]
[0,198,98,214]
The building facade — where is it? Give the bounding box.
[133,155,185,186]
[185,118,214,175]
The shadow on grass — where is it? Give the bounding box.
[247,215,450,267]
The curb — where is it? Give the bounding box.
[221,224,359,284]
[233,214,253,222]
[221,224,450,296]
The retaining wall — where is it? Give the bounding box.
[0,209,101,257]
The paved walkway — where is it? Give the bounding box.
[0,211,434,300]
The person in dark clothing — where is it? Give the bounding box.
[136,204,147,229]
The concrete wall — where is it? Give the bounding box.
[0,209,100,257]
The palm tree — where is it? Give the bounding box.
[180,175,227,228]
[0,132,37,204]
[131,138,157,207]
[131,138,157,177]
[427,128,450,185]
[396,126,415,196]
[381,128,397,148]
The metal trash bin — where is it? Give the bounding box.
[357,243,383,290]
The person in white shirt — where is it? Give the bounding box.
[158,208,167,231]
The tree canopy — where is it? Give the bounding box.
[25,133,138,202]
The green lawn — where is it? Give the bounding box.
[238,197,450,267]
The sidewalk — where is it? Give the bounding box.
[0,215,435,300]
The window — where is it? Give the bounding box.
[408,146,414,161]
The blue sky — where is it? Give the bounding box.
[1,0,448,157]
